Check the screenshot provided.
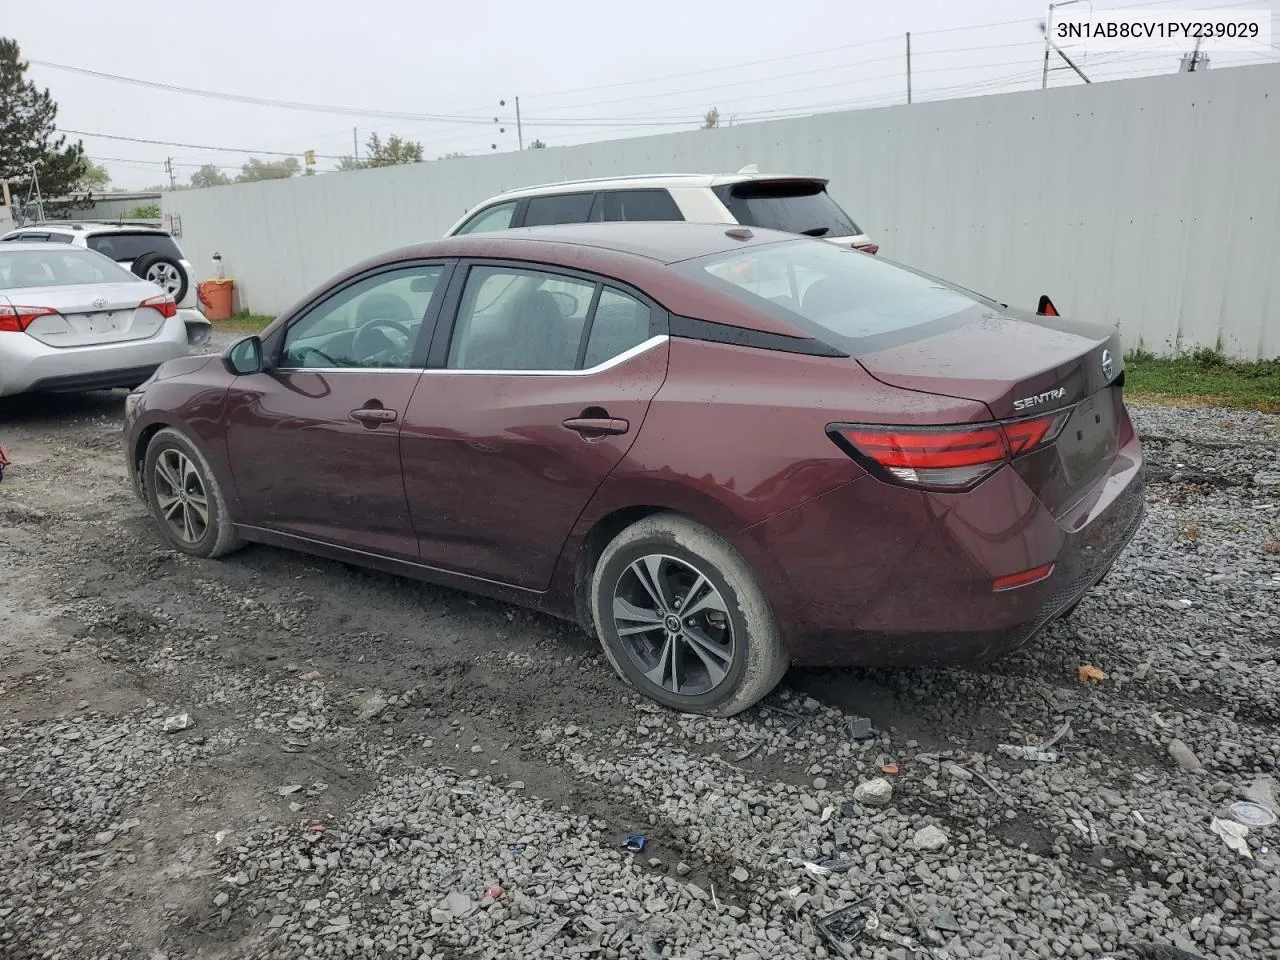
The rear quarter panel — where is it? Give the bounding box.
[551,337,993,630]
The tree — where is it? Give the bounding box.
[702,107,720,129]
[190,164,230,189]
[528,139,547,149]
[338,132,424,170]
[124,202,160,218]
[0,38,90,204]
[237,156,300,182]
[78,161,110,191]
[438,151,467,160]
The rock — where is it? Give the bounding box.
[676,861,692,877]
[443,891,474,918]
[430,908,450,925]
[912,825,948,851]
[278,784,303,796]
[94,831,115,845]
[213,892,229,907]
[813,777,828,790]
[849,717,874,739]
[853,777,894,807]
[731,866,749,882]
[356,692,389,722]
[1253,470,1280,487]
[1242,776,1278,811]
[800,795,820,815]
[1168,739,1204,772]
[508,781,525,790]
[161,713,193,734]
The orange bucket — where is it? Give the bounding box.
[197,279,236,321]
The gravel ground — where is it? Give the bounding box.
[1,366,1278,960]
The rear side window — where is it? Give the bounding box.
[682,240,979,346]
[454,201,518,235]
[713,181,860,237]
[583,288,652,367]
[522,192,594,227]
[86,232,182,262]
[593,189,683,223]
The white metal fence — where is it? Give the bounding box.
[164,63,1280,359]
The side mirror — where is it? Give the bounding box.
[225,335,264,376]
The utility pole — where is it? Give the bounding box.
[1188,36,1204,72]
[906,33,912,104]
[1043,0,1090,88]
[353,127,359,162]
[515,96,523,150]
[165,157,176,189]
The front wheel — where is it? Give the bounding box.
[590,514,787,716]
[142,428,243,558]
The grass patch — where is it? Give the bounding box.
[1124,347,1280,412]
[213,311,275,334]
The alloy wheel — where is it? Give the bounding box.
[612,554,736,697]
[146,262,182,296]
[153,448,209,544]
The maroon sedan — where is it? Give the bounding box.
[124,223,1144,716]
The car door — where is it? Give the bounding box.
[223,261,451,559]
[400,261,669,589]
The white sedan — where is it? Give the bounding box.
[0,242,194,397]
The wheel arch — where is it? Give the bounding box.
[557,478,793,637]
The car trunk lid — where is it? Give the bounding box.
[856,310,1126,514]
[15,282,167,347]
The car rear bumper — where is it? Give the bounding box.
[179,308,212,347]
[741,421,1146,666]
[0,316,190,397]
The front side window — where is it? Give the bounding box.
[281,265,443,369]
[593,189,683,223]
[684,239,981,345]
[454,201,518,235]
[0,248,136,289]
[522,192,594,227]
[448,266,595,371]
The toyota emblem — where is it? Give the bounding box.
[1100,348,1114,381]
[92,297,108,308]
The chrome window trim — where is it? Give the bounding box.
[428,334,668,376]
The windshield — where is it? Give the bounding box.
[713,181,860,236]
[683,239,983,344]
[0,248,138,289]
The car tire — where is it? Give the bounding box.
[132,253,190,304]
[142,428,243,559]
[590,513,787,716]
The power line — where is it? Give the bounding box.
[60,128,342,158]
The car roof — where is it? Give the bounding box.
[478,172,828,202]
[5,221,169,236]
[424,221,799,265]
[0,240,64,251]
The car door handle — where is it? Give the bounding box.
[562,416,629,436]
[350,407,398,426]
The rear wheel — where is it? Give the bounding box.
[132,253,190,303]
[143,428,242,558]
[590,514,787,716]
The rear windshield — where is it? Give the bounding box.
[713,181,860,237]
[0,248,137,288]
[680,239,983,346]
[86,232,182,262]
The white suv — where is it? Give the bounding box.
[0,221,211,346]
[445,172,878,253]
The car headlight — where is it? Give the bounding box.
[125,390,144,418]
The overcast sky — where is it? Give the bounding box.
[8,0,1278,190]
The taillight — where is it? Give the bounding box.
[828,411,1069,490]
[0,305,57,333]
[855,243,880,255]
[140,293,177,319]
